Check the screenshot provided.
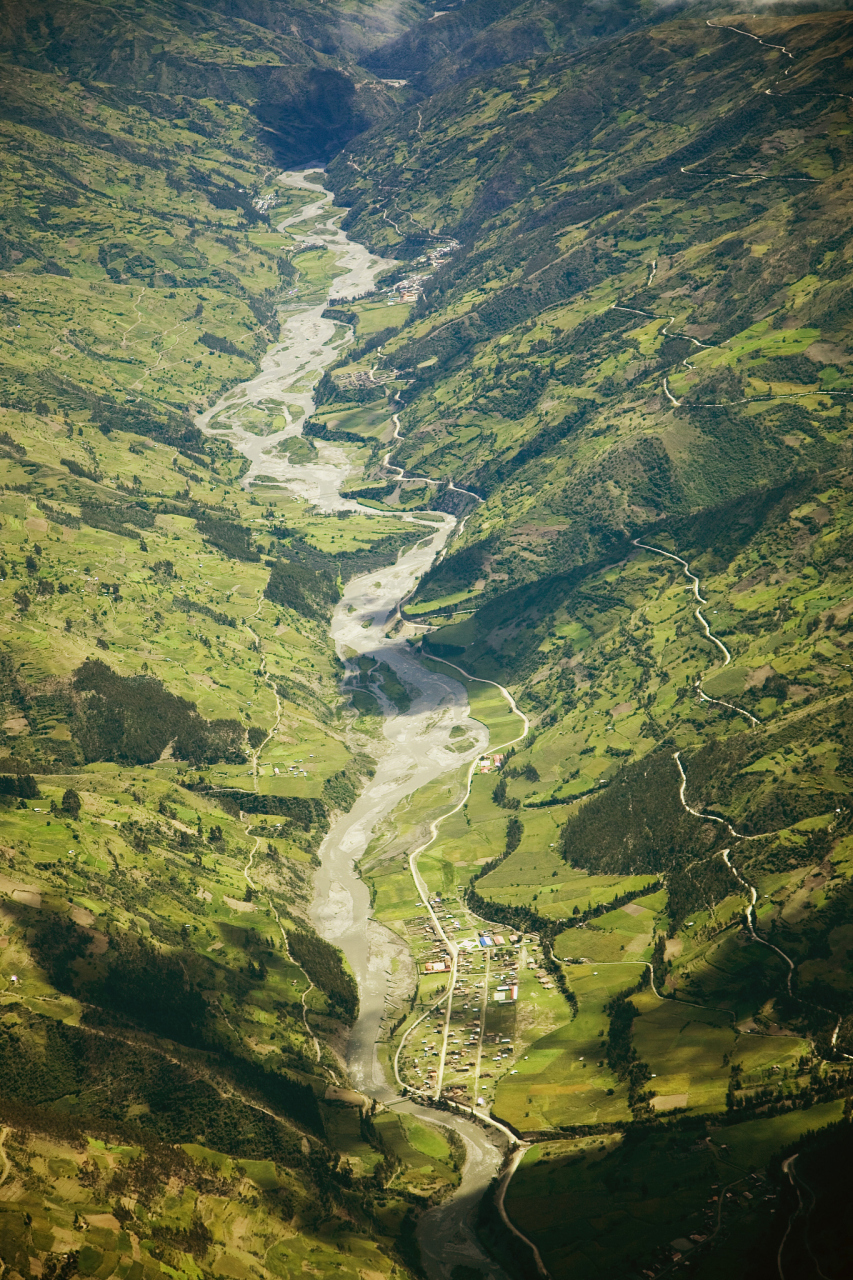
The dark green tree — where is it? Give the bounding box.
[61,788,81,819]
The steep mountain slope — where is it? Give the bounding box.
[363,0,648,94]
[3,1,853,1277]
[312,12,853,1277]
[203,0,431,62]
[0,413,448,1278]
[0,0,415,164]
[331,12,853,582]
[0,22,462,1280]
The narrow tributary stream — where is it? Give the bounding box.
[200,172,514,1280]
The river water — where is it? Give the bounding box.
[201,173,511,1280]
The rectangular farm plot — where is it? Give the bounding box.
[563,930,650,964]
[483,846,656,923]
[315,402,393,440]
[497,965,644,1129]
[554,886,662,960]
[628,991,807,1114]
[351,298,411,336]
[701,664,752,698]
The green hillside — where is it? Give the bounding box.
[0,0,419,165]
[318,9,853,1278]
[3,2,853,1279]
[0,23,455,1278]
[332,12,853,574]
[362,0,648,94]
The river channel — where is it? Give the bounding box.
[200,172,513,1280]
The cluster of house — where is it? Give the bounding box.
[334,368,397,390]
[386,241,461,306]
[477,754,505,774]
[252,194,279,215]
[416,897,452,972]
[387,275,427,305]
[429,240,461,262]
[528,957,555,990]
[270,757,312,777]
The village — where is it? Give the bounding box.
[384,239,461,305]
[396,889,558,1110]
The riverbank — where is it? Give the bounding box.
[200,170,517,1280]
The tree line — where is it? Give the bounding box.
[72,659,245,767]
[286,929,358,1025]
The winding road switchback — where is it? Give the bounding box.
[631,538,759,726]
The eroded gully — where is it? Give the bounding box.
[200,172,514,1280]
